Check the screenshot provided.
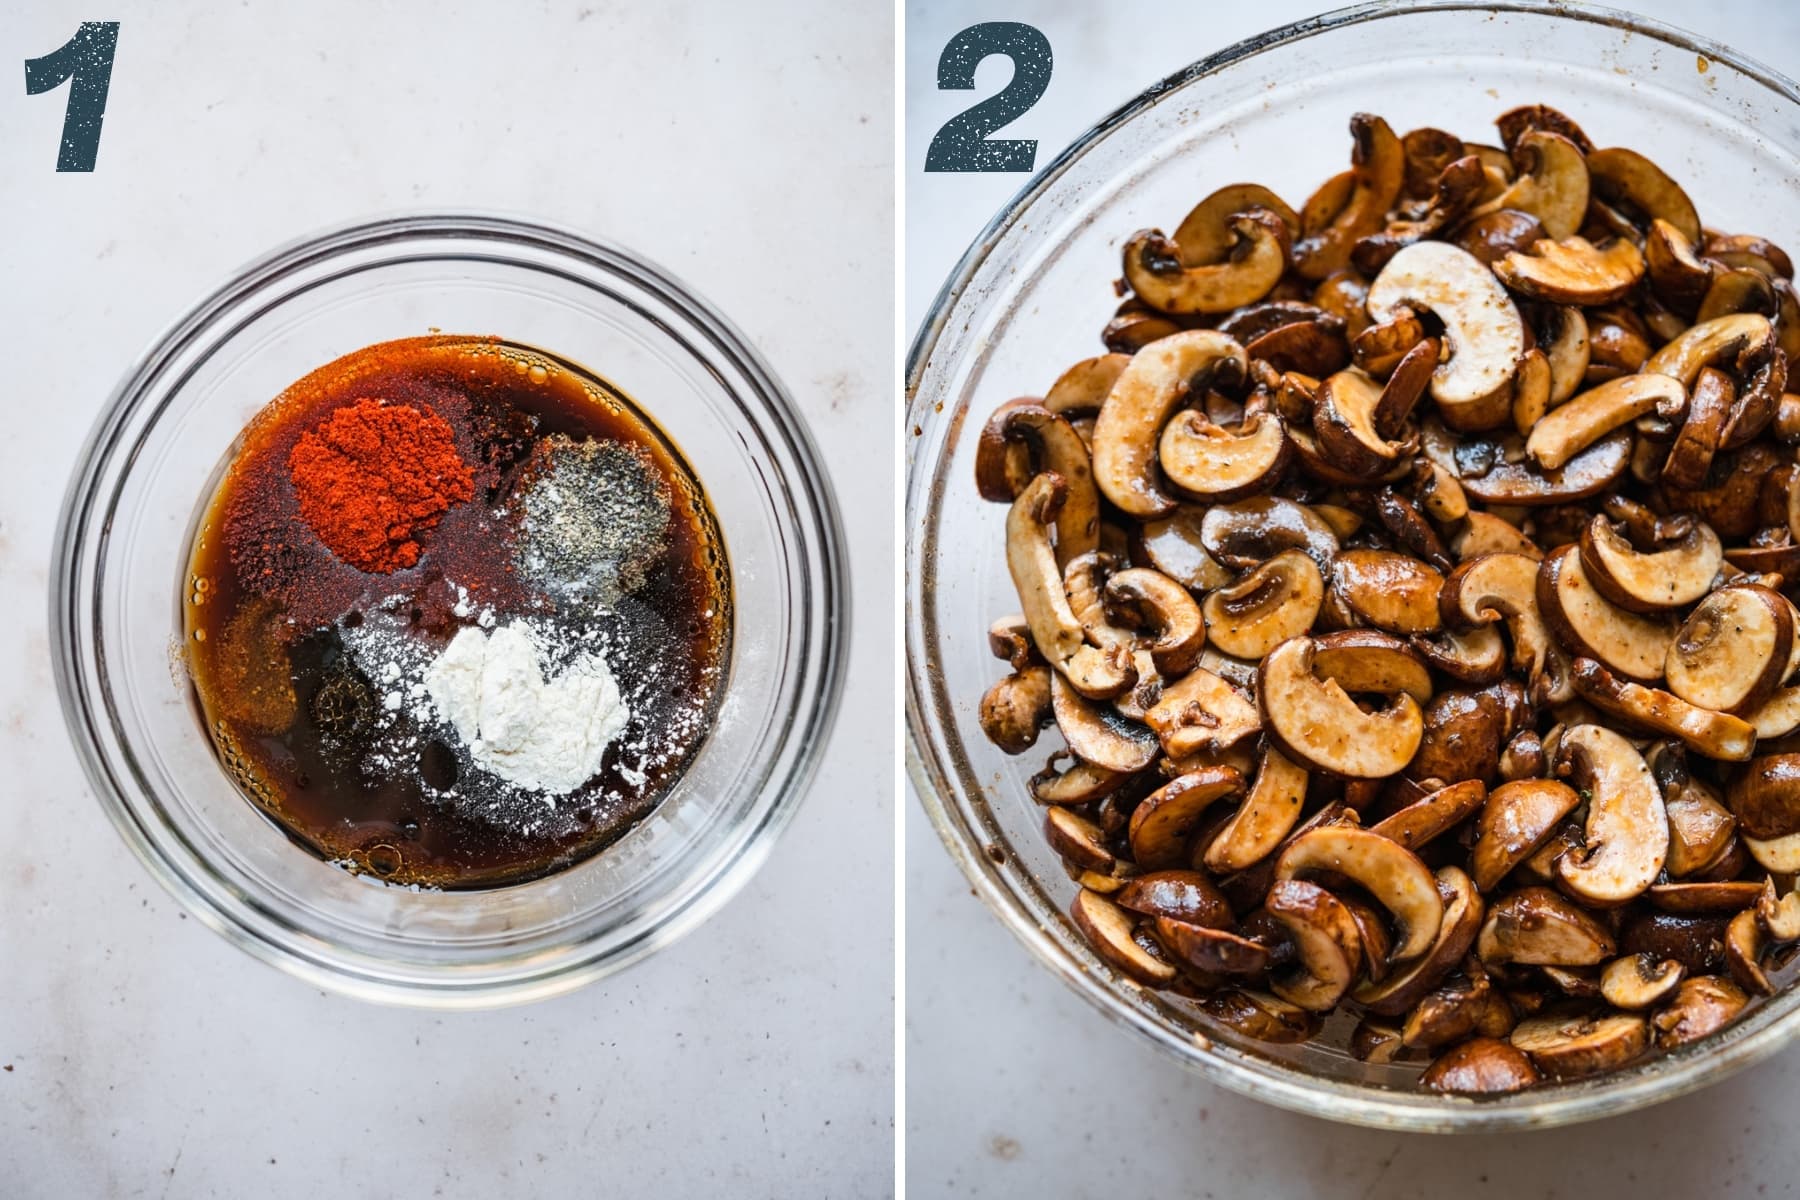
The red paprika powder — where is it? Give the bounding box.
[288,398,474,573]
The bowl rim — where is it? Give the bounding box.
[905,0,1800,1130]
[52,210,850,1008]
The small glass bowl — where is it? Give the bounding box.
[54,213,847,1008]
[907,1,1800,1130]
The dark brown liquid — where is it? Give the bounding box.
[183,336,731,889]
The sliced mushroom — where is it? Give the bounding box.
[1199,495,1340,575]
[1170,183,1301,265]
[974,401,1103,564]
[1202,550,1323,661]
[1245,315,1352,377]
[1258,636,1424,779]
[1134,506,1234,591]
[1007,474,1137,699]
[1400,967,1496,1049]
[1665,584,1794,714]
[1371,780,1488,852]
[1029,754,1128,806]
[978,666,1052,754]
[1091,331,1249,517]
[1115,869,1233,928]
[1051,673,1159,773]
[987,613,1039,671]
[1496,105,1595,155]
[1470,779,1582,893]
[1496,234,1647,305]
[1313,364,1426,476]
[1420,1036,1542,1094]
[1412,624,1509,685]
[1154,918,1269,977]
[1367,241,1527,429]
[1440,552,1564,698]
[1312,630,1435,704]
[1044,806,1115,873]
[1127,766,1247,868]
[1352,154,1487,273]
[1759,877,1800,943]
[1728,753,1800,840]
[1158,410,1290,502]
[1407,685,1520,785]
[1577,513,1723,613]
[1144,667,1261,760]
[1511,1012,1649,1079]
[1537,546,1675,682]
[1330,549,1445,635]
[1424,418,1630,507]
[1203,745,1309,874]
[1453,511,1544,561]
[1294,113,1406,281]
[1651,975,1748,1048]
[1275,826,1443,960]
[1586,146,1702,244]
[1069,887,1178,985]
[1601,954,1686,1012]
[1455,208,1549,265]
[1477,886,1616,966]
[1645,218,1714,315]
[1264,879,1364,1010]
[1198,989,1321,1044]
[1355,867,1484,1015]
[1103,568,1206,677]
[1551,723,1669,905]
[1351,1018,1410,1064]
[1124,209,1291,315]
[1471,130,1590,239]
[1572,660,1758,764]
[1526,374,1685,472]
[1656,752,1738,878]
[1043,353,1131,417]
[1351,311,1427,378]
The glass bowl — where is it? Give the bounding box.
[906,0,1800,1130]
[54,213,847,1008]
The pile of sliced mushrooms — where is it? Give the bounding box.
[973,105,1800,1095]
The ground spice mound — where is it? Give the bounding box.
[288,398,475,573]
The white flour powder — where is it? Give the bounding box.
[424,621,630,796]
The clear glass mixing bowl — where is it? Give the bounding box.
[906,0,1800,1130]
[55,213,847,1007]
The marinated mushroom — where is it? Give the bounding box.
[1202,550,1324,660]
[1600,954,1686,1011]
[1158,410,1291,502]
[1091,331,1249,517]
[979,667,1053,754]
[1495,236,1646,306]
[1127,766,1247,868]
[1420,1037,1541,1094]
[1664,584,1794,714]
[1274,826,1444,960]
[1265,879,1364,1010]
[1102,567,1207,676]
[1069,887,1179,985]
[1258,636,1424,778]
[1202,746,1309,874]
[1470,778,1582,892]
[1122,209,1292,315]
[1578,513,1723,613]
[1551,724,1669,905]
[1478,886,1617,966]
[1007,474,1137,699]
[1652,976,1749,1048]
[1537,546,1675,682]
[1510,1012,1649,1079]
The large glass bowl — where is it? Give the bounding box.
[906,1,1800,1130]
[55,213,847,1008]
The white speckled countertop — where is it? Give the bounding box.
[906,0,1800,1194]
[0,2,891,1195]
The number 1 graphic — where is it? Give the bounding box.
[25,22,121,173]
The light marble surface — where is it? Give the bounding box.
[905,0,1800,1194]
[0,3,891,1196]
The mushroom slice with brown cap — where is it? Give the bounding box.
[1202,550,1324,661]
[1154,919,1270,977]
[973,403,1102,565]
[1745,830,1800,873]
[1728,753,1800,839]
[1600,954,1686,1010]
[1585,146,1703,244]
[1158,411,1291,502]
[1478,887,1617,965]
[1134,506,1235,592]
[1453,511,1544,561]
[1351,311,1427,378]
[1525,374,1687,472]
[1311,630,1435,704]
[1423,419,1630,507]
[1655,750,1738,877]
[1069,888,1179,986]
[1748,684,1800,739]
[1330,550,1445,635]
[1171,183,1301,266]
[1007,475,1137,699]
[1367,241,1527,429]
[1127,766,1247,868]
[1313,367,1422,478]
[978,667,1053,754]
[1758,878,1800,943]
[1652,975,1749,1048]
[1510,348,1554,437]
[1050,673,1158,774]
[1044,353,1131,416]
[1091,330,1249,518]
[1264,879,1364,1011]
[1029,754,1128,805]
[1244,314,1352,378]
[1355,867,1484,1014]
[1412,625,1509,685]
[1511,1012,1649,1079]
[987,613,1039,671]
[1495,236,1647,306]
[1257,636,1424,779]
[1666,584,1794,714]
[1537,546,1675,682]
[1043,807,1116,873]
[1371,779,1487,852]
[1199,495,1340,575]
[1646,218,1715,315]
[1115,870,1233,928]
[1203,746,1309,874]
[1352,155,1488,274]
[1707,232,1796,278]
[1551,723,1670,905]
[1471,130,1590,240]
[1620,910,1730,976]
[1122,209,1291,315]
[1144,667,1261,760]
[1294,113,1406,280]
[1644,314,1781,435]
[1102,568,1206,677]
[1578,513,1723,613]
[1572,659,1758,762]
[1456,208,1549,265]
[1440,552,1562,691]
[1420,1037,1542,1094]
[1351,1018,1409,1064]
[1275,826,1443,960]
[1401,968,1497,1049]
[1649,881,1767,915]
[1496,104,1596,154]
[1199,989,1322,1044]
